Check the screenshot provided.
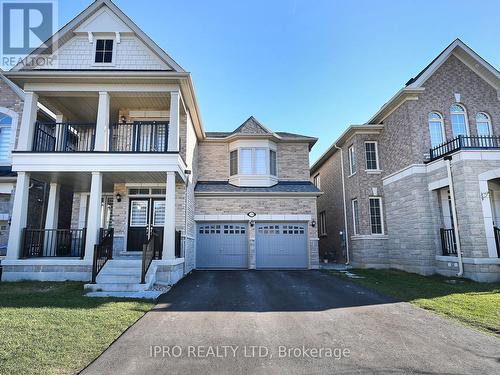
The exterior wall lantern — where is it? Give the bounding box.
[116,193,122,202]
[311,220,316,227]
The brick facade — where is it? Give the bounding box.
[313,46,500,282]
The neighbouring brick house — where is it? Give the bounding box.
[1,0,320,292]
[311,39,500,282]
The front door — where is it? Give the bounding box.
[127,198,165,252]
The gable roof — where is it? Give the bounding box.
[12,0,184,72]
[368,39,499,124]
[0,71,24,99]
[204,116,318,149]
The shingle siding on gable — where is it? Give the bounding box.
[32,35,167,70]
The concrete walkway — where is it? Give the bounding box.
[82,270,499,375]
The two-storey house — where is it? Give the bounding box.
[1,0,320,292]
[311,39,500,282]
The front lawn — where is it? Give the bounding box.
[0,282,154,375]
[328,269,500,335]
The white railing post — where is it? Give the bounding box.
[168,91,180,152]
[94,92,110,151]
[6,172,31,259]
[17,92,39,151]
[84,172,103,261]
[162,171,176,259]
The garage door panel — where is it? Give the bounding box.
[196,223,248,269]
[256,223,308,269]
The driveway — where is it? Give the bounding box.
[82,271,499,374]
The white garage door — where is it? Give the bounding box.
[196,223,248,269]
[256,223,308,269]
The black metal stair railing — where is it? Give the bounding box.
[91,228,114,284]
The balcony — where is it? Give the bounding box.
[32,121,170,153]
[430,135,500,161]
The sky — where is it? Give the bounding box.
[58,0,500,163]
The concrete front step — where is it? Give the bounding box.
[96,274,142,284]
[84,258,150,293]
[85,282,149,292]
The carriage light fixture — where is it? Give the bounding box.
[116,193,122,202]
[311,220,316,227]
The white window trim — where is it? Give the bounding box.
[0,107,18,165]
[369,196,385,235]
[476,112,493,136]
[351,198,359,235]
[92,36,117,66]
[428,111,446,148]
[348,145,356,176]
[228,142,278,187]
[450,103,470,137]
[364,141,380,171]
[313,173,320,189]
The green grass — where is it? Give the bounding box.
[0,282,154,375]
[328,269,500,335]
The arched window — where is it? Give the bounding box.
[476,112,492,137]
[450,104,469,137]
[0,112,12,161]
[428,112,445,147]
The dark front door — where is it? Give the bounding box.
[127,198,166,252]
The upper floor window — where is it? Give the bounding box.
[450,104,469,137]
[313,173,320,188]
[428,112,445,147]
[364,141,379,170]
[234,147,275,176]
[348,145,356,175]
[476,112,492,137]
[230,150,238,176]
[270,149,277,176]
[95,39,114,63]
[0,113,12,161]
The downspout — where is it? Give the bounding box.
[334,144,350,265]
[444,156,463,277]
[183,170,192,276]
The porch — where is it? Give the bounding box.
[3,171,186,284]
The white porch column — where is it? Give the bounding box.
[6,172,30,259]
[94,92,110,151]
[84,172,103,261]
[44,183,60,230]
[162,171,176,259]
[168,91,180,152]
[17,92,39,151]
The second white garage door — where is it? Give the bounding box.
[256,223,308,269]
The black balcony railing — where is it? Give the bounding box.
[440,228,457,256]
[22,228,86,258]
[109,121,169,152]
[33,122,96,152]
[430,135,500,161]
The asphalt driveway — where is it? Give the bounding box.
[82,271,499,374]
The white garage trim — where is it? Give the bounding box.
[194,214,312,222]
